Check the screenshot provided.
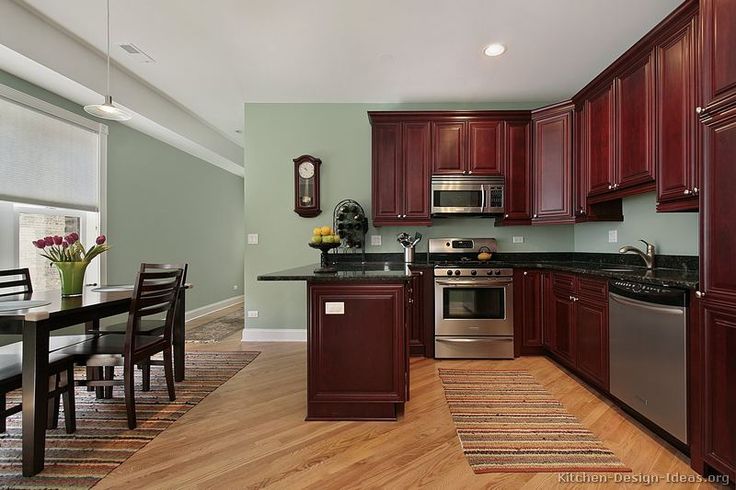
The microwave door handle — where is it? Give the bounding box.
[481,185,487,212]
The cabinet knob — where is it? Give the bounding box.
[569,295,574,301]
[695,290,705,298]
[608,184,613,190]
[533,214,538,218]
[468,171,473,175]
[693,187,699,195]
[523,271,528,276]
[684,189,691,195]
[695,106,703,114]
[504,214,509,218]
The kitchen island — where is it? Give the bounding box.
[258,263,414,421]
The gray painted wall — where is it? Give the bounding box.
[0,69,244,312]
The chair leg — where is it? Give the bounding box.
[163,347,176,402]
[142,360,151,392]
[62,364,76,434]
[47,375,60,430]
[123,360,137,430]
[0,393,6,433]
[104,367,114,399]
[93,367,105,399]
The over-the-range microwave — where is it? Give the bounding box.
[431,175,505,216]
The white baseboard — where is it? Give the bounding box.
[243,328,307,342]
[185,295,244,323]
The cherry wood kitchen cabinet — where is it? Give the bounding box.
[432,120,504,176]
[583,84,616,198]
[498,121,533,225]
[431,121,466,174]
[407,265,434,358]
[514,269,547,356]
[531,102,574,224]
[549,283,576,366]
[467,120,503,175]
[700,0,736,109]
[656,11,700,212]
[370,118,431,227]
[574,277,609,390]
[307,283,407,421]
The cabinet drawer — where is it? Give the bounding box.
[577,276,608,301]
[552,272,576,292]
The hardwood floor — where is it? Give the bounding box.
[95,308,715,489]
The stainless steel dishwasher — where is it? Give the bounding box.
[608,280,688,444]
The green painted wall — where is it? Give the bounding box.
[244,103,571,332]
[0,69,244,311]
[574,192,699,255]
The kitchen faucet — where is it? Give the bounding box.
[619,239,656,269]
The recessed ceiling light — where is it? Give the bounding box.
[484,43,507,57]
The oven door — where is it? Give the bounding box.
[431,182,491,215]
[434,278,513,336]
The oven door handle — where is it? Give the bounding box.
[436,337,513,343]
[435,280,511,286]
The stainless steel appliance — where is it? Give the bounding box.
[431,175,504,216]
[430,238,513,359]
[609,280,688,443]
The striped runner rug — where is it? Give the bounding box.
[0,351,259,489]
[438,368,631,474]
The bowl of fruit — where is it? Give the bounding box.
[309,226,342,273]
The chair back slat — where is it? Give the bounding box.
[123,263,186,356]
[0,268,32,297]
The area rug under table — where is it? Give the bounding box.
[438,368,631,474]
[0,351,259,489]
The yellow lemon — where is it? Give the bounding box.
[311,235,322,244]
[320,226,332,236]
[312,227,321,236]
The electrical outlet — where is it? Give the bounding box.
[247,233,259,245]
[370,235,382,246]
[247,310,258,318]
[608,230,618,243]
[512,236,524,244]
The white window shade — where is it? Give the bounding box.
[0,95,100,211]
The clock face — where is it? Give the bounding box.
[298,161,315,179]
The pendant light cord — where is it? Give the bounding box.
[106,0,111,97]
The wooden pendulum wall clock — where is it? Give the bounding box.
[293,154,322,217]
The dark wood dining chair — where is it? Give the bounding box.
[0,268,32,297]
[0,342,76,434]
[93,264,188,392]
[57,263,185,429]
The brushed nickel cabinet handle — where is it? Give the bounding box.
[693,187,699,195]
[684,189,691,195]
[696,106,703,114]
[523,271,528,276]
[695,291,705,298]
[608,184,613,190]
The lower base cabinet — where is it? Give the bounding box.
[575,295,609,390]
[307,282,407,421]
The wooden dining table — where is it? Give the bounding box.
[0,284,190,476]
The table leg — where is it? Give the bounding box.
[85,320,100,392]
[22,321,49,477]
[173,291,185,382]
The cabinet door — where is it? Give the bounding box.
[502,121,532,223]
[371,123,403,224]
[533,107,573,222]
[402,122,431,223]
[656,19,699,210]
[521,270,544,350]
[701,302,736,478]
[575,297,609,390]
[431,121,466,174]
[550,287,576,365]
[616,53,655,190]
[701,0,736,107]
[407,273,424,356]
[308,284,406,403]
[468,120,503,175]
[542,273,555,351]
[584,84,615,196]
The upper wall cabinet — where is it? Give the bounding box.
[583,84,616,197]
[700,0,736,110]
[432,120,503,176]
[498,121,532,225]
[532,102,574,224]
[656,13,700,212]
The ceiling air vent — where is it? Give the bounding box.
[117,43,155,63]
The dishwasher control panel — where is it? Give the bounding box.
[609,280,688,307]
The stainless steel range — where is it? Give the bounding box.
[430,238,514,359]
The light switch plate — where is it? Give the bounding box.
[247,233,259,245]
[325,302,345,315]
[247,310,258,318]
[608,230,618,243]
[370,235,382,246]
[512,236,524,244]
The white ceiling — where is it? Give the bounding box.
[20,0,682,147]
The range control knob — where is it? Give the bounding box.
[470,270,477,276]
[446,270,453,276]
[453,270,461,276]
[494,270,502,276]
[486,270,494,276]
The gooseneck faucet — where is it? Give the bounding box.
[619,239,656,269]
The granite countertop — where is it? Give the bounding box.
[257,263,414,282]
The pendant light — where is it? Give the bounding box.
[84,0,131,121]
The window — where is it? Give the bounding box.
[0,84,107,290]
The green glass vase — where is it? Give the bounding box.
[53,261,89,297]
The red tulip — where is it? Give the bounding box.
[43,236,54,246]
[53,235,63,246]
[65,233,78,245]
[95,234,106,245]
[33,240,45,249]
[62,241,69,249]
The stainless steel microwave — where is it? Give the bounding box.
[431,175,505,216]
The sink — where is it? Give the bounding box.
[600,268,636,272]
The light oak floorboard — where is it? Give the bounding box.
[94,311,714,489]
